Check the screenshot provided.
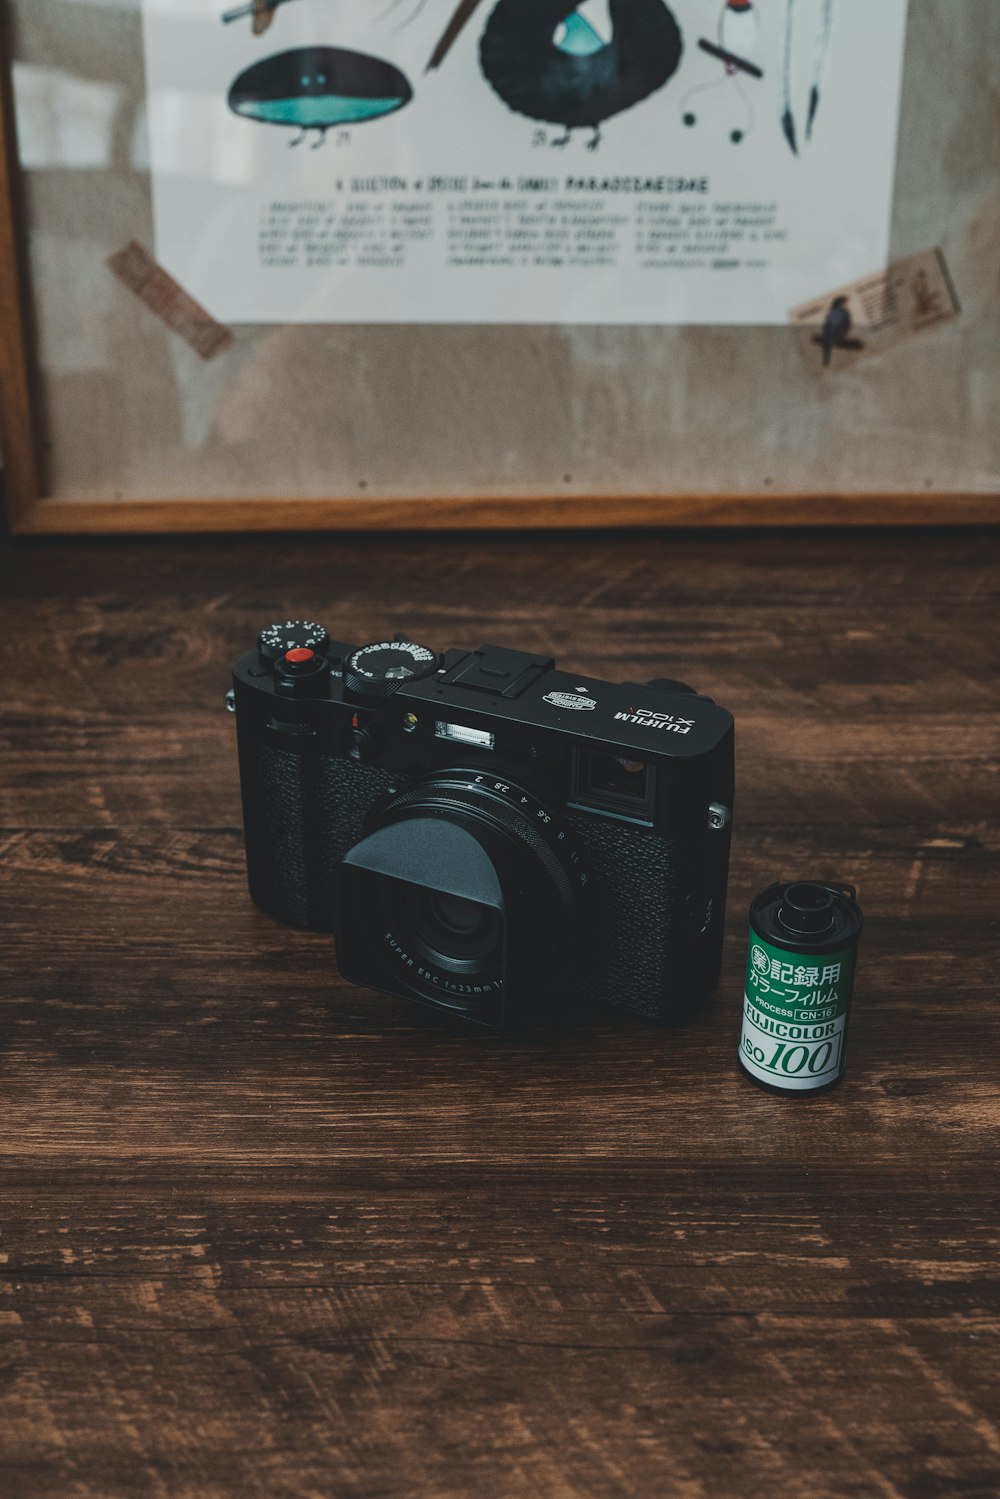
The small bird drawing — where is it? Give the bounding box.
[815,294,864,366]
[250,0,276,36]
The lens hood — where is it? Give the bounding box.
[336,768,587,1026]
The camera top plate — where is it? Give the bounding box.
[234,636,731,763]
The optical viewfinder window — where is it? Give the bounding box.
[570,749,656,825]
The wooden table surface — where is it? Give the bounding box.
[1,529,998,1499]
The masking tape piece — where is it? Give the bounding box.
[106,241,235,360]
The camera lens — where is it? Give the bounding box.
[403,886,503,968]
[336,768,588,1026]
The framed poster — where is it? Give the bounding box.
[1,0,998,534]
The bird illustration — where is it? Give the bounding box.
[228,47,413,147]
[781,0,833,154]
[250,0,276,36]
[428,0,486,68]
[816,294,864,365]
[223,0,431,31]
[807,0,833,138]
[720,0,757,66]
[682,0,763,145]
[221,0,284,28]
[821,295,850,364]
[477,0,684,151]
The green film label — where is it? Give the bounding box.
[739,930,856,1090]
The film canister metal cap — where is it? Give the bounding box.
[739,881,864,1095]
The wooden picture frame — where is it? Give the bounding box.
[1,1,998,535]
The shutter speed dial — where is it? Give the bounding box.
[258,620,331,662]
[343,640,439,702]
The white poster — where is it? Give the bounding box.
[141,0,909,325]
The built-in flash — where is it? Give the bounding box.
[435,721,495,749]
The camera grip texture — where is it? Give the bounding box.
[568,814,703,1022]
[237,731,394,931]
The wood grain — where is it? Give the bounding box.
[10,491,1000,537]
[1,529,998,1498]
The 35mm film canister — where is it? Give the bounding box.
[739,882,864,1095]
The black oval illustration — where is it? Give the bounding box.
[228,47,413,146]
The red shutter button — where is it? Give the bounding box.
[273,643,328,696]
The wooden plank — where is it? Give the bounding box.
[12,490,1000,536]
[2,529,997,828]
[0,530,998,1496]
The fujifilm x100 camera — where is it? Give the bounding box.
[230,621,734,1028]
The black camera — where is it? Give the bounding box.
[231,621,734,1028]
